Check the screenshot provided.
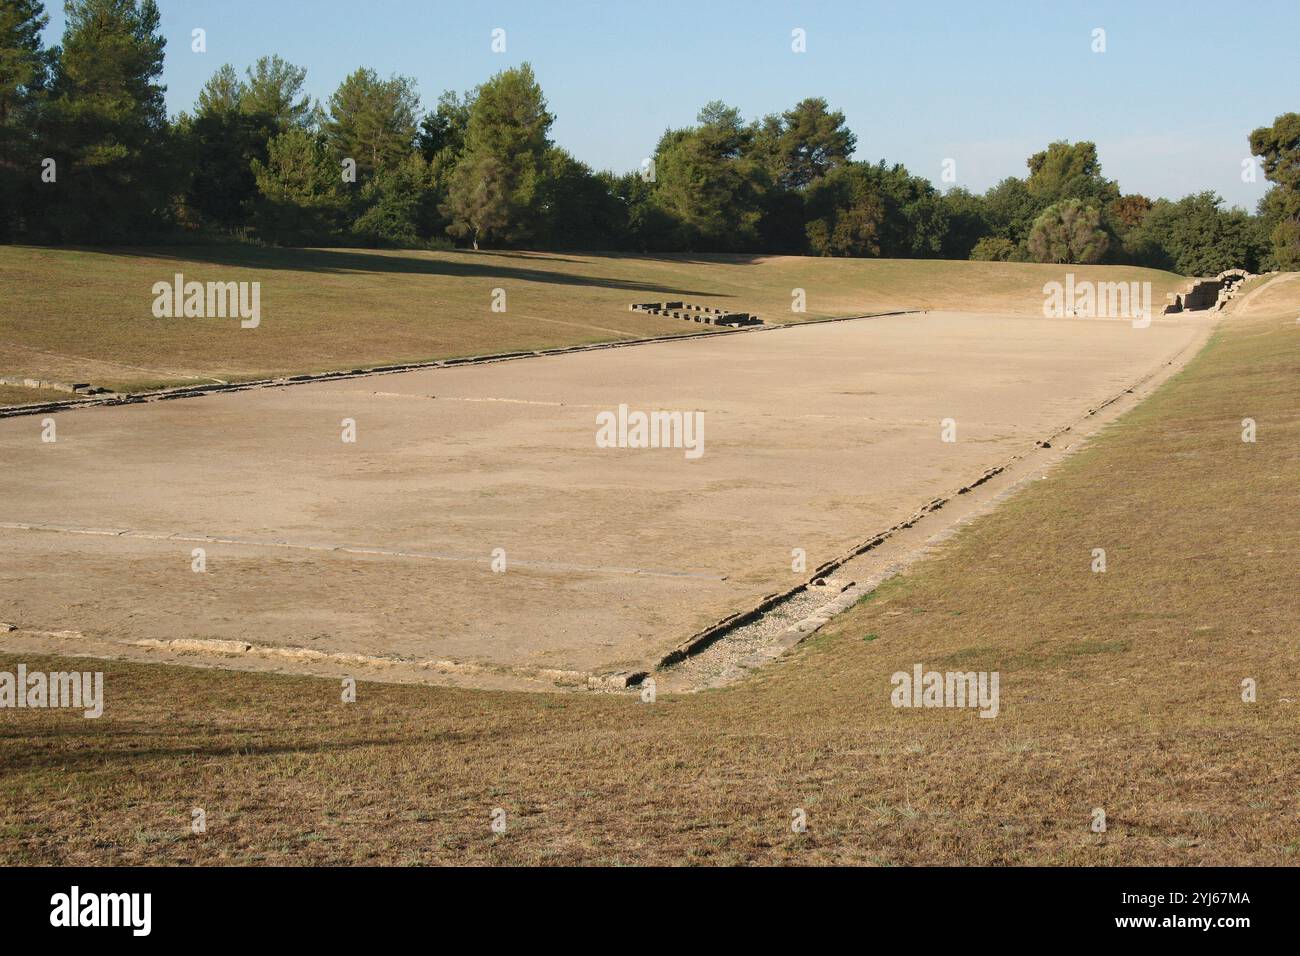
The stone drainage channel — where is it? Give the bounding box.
[646,324,1212,694]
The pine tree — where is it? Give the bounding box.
[443,63,551,248]
[45,0,171,241]
[1249,114,1300,269]
[0,0,53,239]
[325,68,419,182]
[249,127,345,243]
[242,55,313,133]
[650,102,766,251]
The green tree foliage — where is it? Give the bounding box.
[1026,140,1119,208]
[178,57,315,233]
[854,161,949,257]
[749,97,854,251]
[249,127,345,244]
[196,62,241,114]
[650,102,767,250]
[534,147,624,249]
[242,54,313,133]
[1249,113,1300,269]
[4,27,1288,268]
[755,97,855,191]
[44,0,171,241]
[408,90,473,240]
[326,68,419,181]
[608,169,679,252]
[1256,186,1298,271]
[351,152,439,246]
[1027,199,1109,264]
[937,187,989,260]
[417,90,471,162]
[803,163,883,256]
[179,66,253,229]
[0,0,52,240]
[1130,192,1266,275]
[980,176,1040,243]
[969,236,1019,261]
[443,63,551,248]
[748,112,803,250]
[444,151,511,249]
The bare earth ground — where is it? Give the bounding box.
[0,244,1186,397]
[0,276,1294,865]
[0,310,1208,683]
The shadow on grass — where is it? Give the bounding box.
[0,727,470,771]
[85,245,746,298]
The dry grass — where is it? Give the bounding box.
[0,276,1293,867]
[0,385,72,406]
[0,245,1185,399]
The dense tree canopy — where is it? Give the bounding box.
[44,0,172,241]
[0,0,52,239]
[755,96,855,191]
[417,90,471,162]
[325,68,418,181]
[1026,140,1119,209]
[249,126,344,244]
[1249,113,1300,269]
[242,54,313,132]
[1129,193,1268,276]
[1027,199,1109,264]
[652,102,767,250]
[1,11,1292,274]
[443,63,551,249]
[804,164,883,256]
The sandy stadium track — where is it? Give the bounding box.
[0,311,1211,687]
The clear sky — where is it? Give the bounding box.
[42,0,1299,209]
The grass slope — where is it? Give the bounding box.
[0,245,1186,400]
[1,275,1294,866]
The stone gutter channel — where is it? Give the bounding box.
[643,323,1213,693]
[0,309,919,420]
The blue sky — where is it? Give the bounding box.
[42,0,1299,209]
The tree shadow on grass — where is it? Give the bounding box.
[93,245,735,298]
[0,726,473,772]
[477,249,778,267]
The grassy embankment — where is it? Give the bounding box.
[0,244,1185,400]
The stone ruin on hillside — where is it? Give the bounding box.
[630,301,763,327]
[1163,269,1259,314]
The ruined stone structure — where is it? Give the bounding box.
[1163,269,1257,314]
[630,301,763,327]
[0,376,107,395]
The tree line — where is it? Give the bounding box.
[3,0,1298,275]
